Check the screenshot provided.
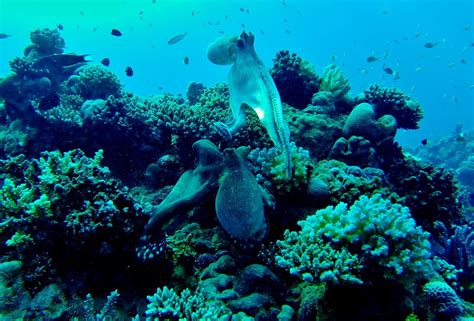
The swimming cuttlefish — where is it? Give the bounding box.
[207,31,293,179]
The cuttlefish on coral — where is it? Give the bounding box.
[207,31,293,179]
[137,139,274,261]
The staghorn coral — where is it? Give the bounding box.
[319,64,351,101]
[276,194,434,286]
[270,50,320,109]
[364,84,423,129]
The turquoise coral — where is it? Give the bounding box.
[276,194,433,285]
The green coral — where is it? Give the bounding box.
[276,194,434,285]
[248,142,312,193]
[319,64,350,100]
[145,286,231,321]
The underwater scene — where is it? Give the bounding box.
[0,0,473,320]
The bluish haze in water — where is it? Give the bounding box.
[0,0,472,147]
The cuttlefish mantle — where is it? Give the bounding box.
[207,31,293,179]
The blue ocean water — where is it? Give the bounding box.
[1,0,472,147]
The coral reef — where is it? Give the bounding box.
[364,84,424,129]
[319,64,351,101]
[270,50,320,109]
[275,194,434,285]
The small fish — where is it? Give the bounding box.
[100,58,110,66]
[366,56,378,62]
[331,55,337,62]
[414,32,421,38]
[453,96,458,104]
[382,65,393,75]
[436,56,441,62]
[239,8,245,12]
[381,10,389,15]
[282,0,287,6]
[460,59,467,64]
[260,30,264,35]
[125,66,134,76]
[167,32,187,45]
[464,24,471,31]
[421,139,428,145]
[394,39,399,44]
[471,42,474,47]
[297,10,302,15]
[241,24,245,28]
[0,33,11,39]
[411,85,416,92]
[158,86,163,90]
[80,11,85,16]
[184,56,189,65]
[415,67,423,72]
[383,50,390,59]
[443,93,447,99]
[447,62,456,68]
[424,42,438,48]
[393,70,400,79]
[359,68,368,75]
[139,10,144,15]
[246,9,249,14]
[111,29,122,36]
[219,31,224,34]
[152,0,156,3]
[93,27,98,32]
[469,85,474,89]
[283,19,288,23]
[57,24,64,30]
[285,29,290,34]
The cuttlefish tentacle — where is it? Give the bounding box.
[207,31,293,179]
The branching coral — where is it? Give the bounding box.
[145,286,231,321]
[270,50,320,109]
[364,84,424,129]
[276,194,434,286]
[0,149,147,286]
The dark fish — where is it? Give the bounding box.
[241,24,245,28]
[36,53,89,67]
[414,32,420,38]
[381,10,389,15]
[111,29,122,36]
[283,0,287,6]
[260,30,264,35]
[93,27,98,32]
[382,65,393,75]
[57,24,64,30]
[152,0,156,3]
[219,31,224,34]
[125,66,134,76]
[460,59,467,64]
[0,33,11,39]
[80,11,85,16]
[285,29,290,34]
[101,58,110,66]
[158,86,163,90]
[139,10,144,15]
[421,139,428,145]
[246,9,249,14]
[394,39,400,44]
[471,42,474,47]
[167,32,187,45]
[240,8,245,12]
[366,56,378,62]
[424,42,438,48]
[184,56,189,65]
